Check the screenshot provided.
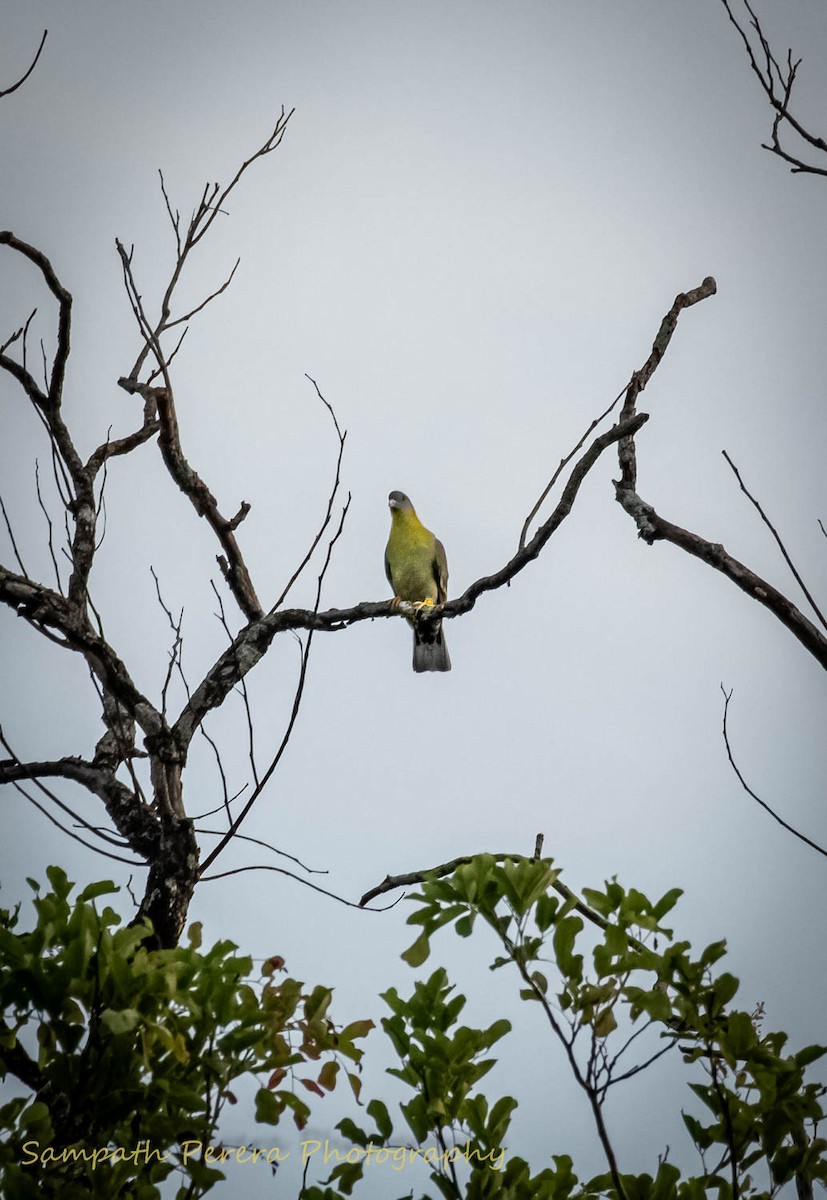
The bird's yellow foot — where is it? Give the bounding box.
[411,598,435,611]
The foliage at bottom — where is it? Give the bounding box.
[0,867,371,1199]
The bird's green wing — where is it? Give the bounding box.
[433,537,449,604]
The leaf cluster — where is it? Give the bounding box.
[312,855,827,1199]
[0,868,371,1199]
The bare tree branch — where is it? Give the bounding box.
[719,0,827,176]
[0,30,47,98]
[0,565,163,735]
[0,493,30,578]
[198,495,350,876]
[720,687,827,859]
[107,114,294,623]
[166,258,240,329]
[0,231,74,415]
[271,375,347,611]
[613,277,827,671]
[200,862,401,912]
[616,495,827,670]
[721,450,827,633]
[0,728,156,856]
[519,383,627,550]
[196,827,325,875]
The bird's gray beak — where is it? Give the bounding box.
[389,497,399,509]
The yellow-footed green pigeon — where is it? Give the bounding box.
[384,491,451,673]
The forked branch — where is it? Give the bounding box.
[613,277,827,671]
[720,0,827,176]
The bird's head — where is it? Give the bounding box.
[388,491,414,513]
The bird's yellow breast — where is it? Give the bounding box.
[386,512,439,603]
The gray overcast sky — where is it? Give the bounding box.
[1,2,826,1195]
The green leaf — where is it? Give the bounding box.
[530,971,548,995]
[593,1007,617,1037]
[401,931,431,967]
[553,915,583,977]
[367,1098,393,1140]
[682,1110,712,1151]
[535,893,559,931]
[700,939,727,967]
[340,1019,374,1042]
[255,1086,284,1124]
[100,1007,141,1034]
[337,1116,370,1146]
[795,1043,827,1068]
[653,887,682,920]
[318,1060,339,1091]
[45,865,72,900]
[711,972,739,1010]
[581,887,614,917]
[77,880,118,903]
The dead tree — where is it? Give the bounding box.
[3,11,823,954]
[0,94,657,948]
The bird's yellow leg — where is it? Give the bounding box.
[411,598,435,611]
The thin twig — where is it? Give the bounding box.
[34,459,63,592]
[271,375,347,611]
[199,863,402,911]
[198,495,349,876]
[166,259,241,329]
[721,686,827,858]
[0,30,47,98]
[722,450,827,633]
[6,780,142,864]
[0,729,143,864]
[195,827,325,874]
[211,579,259,793]
[0,493,29,577]
[519,383,627,550]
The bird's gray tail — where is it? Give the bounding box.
[412,624,451,673]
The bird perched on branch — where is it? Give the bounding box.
[384,491,451,673]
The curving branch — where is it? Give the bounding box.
[613,276,827,672]
[614,500,827,670]
[720,688,827,859]
[0,30,47,99]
